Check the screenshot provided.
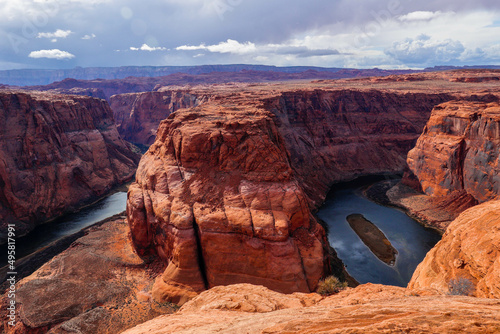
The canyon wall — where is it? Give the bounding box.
[0,90,140,243]
[407,101,500,203]
[126,87,457,300]
[110,90,209,145]
[408,200,500,298]
[264,90,454,208]
[127,104,330,302]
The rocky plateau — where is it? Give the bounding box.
[0,89,140,243]
[2,69,500,333]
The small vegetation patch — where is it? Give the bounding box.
[448,277,474,296]
[316,276,348,296]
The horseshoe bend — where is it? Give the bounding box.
[2,70,500,333]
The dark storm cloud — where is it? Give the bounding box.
[0,0,499,69]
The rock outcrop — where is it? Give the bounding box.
[264,90,453,208]
[1,215,171,334]
[408,200,500,298]
[126,86,457,301]
[0,90,140,243]
[110,90,208,145]
[127,104,330,302]
[407,101,500,203]
[122,283,500,334]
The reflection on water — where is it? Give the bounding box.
[317,184,441,287]
[1,192,127,267]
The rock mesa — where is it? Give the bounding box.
[0,90,140,243]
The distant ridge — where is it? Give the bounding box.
[0,65,350,86]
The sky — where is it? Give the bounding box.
[1,0,500,70]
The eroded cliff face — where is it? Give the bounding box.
[127,104,329,302]
[407,101,500,203]
[110,90,208,145]
[264,90,454,208]
[126,87,460,300]
[408,200,500,298]
[0,90,140,242]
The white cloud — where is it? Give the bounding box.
[82,33,96,40]
[130,44,167,51]
[385,35,465,65]
[398,11,443,22]
[177,39,257,54]
[37,29,73,39]
[28,49,75,59]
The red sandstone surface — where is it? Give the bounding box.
[3,70,500,333]
[1,215,169,334]
[409,200,500,298]
[408,100,500,202]
[127,103,330,302]
[0,90,140,243]
[125,70,500,303]
[122,283,500,334]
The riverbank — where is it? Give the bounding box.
[317,179,441,286]
[364,179,476,234]
[0,191,129,284]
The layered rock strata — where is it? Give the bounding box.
[408,101,500,203]
[110,90,208,145]
[409,200,500,298]
[0,90,140,242]
[126,88,457,300]
[127,104,329,301]
[264,90,454,208]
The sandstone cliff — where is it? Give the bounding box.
[125,83,462,304]
[0,90,140,243]
[127,103,330,302]
[110,90,209,145]
[407,101,500,203]
[264,90,454,208]
[409,200,500,299]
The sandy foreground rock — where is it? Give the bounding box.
[409,200,500,299]
[1,216,170,334]
[122,283,500,334]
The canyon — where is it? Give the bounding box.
[0,90,140,243]
[1,69,500,333]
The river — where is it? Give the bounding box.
[1,192,127,268]
[317,180,441,287]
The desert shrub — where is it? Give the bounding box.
[316,276,348,296]
[448,277,474,296]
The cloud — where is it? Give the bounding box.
[177,39,343,58]
[177,39,256,54]
[37,29,73,39]
[28,49,75,60]
[82,34,96,40]
[130,44,167,51]
[398,11,443,22]
[385,35,465,65]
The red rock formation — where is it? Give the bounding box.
[407,101,500,203]
[0,90,140,243]
[127,104,330,302]
[126,86,458,300]
[264,90,454,208]
[408,200,500,298]
[121,283,500,334]
[1,215,169,334]
[110,90,208,145]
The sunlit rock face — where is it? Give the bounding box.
[0,90,140,243]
